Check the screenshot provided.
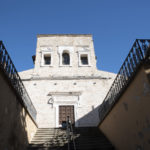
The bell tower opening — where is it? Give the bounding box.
[62,51,70,65]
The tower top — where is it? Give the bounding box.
[33,34,97,77]
[37,34,92,37]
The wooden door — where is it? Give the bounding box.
[59,105,74,125]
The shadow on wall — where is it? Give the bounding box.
[76,106,100,127]
[0,70,29,150]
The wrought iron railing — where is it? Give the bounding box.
[99,39,150,123]
[0,41,37,121]
[66,116,76,150]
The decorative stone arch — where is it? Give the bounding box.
[62,50,70,65]
[58,46,74,66]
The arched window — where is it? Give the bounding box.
[62,51,70,65]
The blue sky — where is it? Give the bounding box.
[0,0,150,73]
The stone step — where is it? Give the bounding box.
[29,143,113,149]
[34,132,66,135]
[32,136,108,141]
[27,127,115,150]
[30,141,68,144]
[31,139,67,142]
[30,139,68,142]
[36,129,64,132]
[32,136,57,139]
[33,134,66,137]
[30,140,68,144]
[29,142,112,147]
[31,138,108,144]
[32,136,67,139]
[28,145,114,150]
[30,142,67,146]
[32,135,67,138]
[31,135,68,139]
[36,129,65,131]
[35,132,66,134]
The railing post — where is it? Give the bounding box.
[136,39,144,60]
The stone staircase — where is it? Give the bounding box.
[27,128,115,150]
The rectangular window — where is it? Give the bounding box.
[44,54,51,65]
[81,54,88,65]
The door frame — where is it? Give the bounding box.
[55,103,77,128]
[59,105,75,125]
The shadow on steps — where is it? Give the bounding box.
[27,127,115,150]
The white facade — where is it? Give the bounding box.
[19,34,116,128]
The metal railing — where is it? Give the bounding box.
[66,116,76,150]
[99,39,150,123]
[0,41,37,121]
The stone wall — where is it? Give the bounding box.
[99,64,150,150]
[19,34,116,128]
[20,74,115,128]
[33,34,97,77]
[0,70,37,150]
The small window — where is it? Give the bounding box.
[81,54,88,65]
[44,54,51,65]
[62,52,70,65]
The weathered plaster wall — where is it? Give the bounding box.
[99,65,150,150]
[21,77,115,128]
[0,71,37,150]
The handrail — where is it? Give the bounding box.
[98,39,150,123]
[70,120,76,150]
[66,117,70,150]
[0,41,37,121]
[66,116,76,150]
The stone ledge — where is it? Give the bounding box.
[22,76,112,81]
[48,92,81,96]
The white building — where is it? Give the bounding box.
[19,34,115,128]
